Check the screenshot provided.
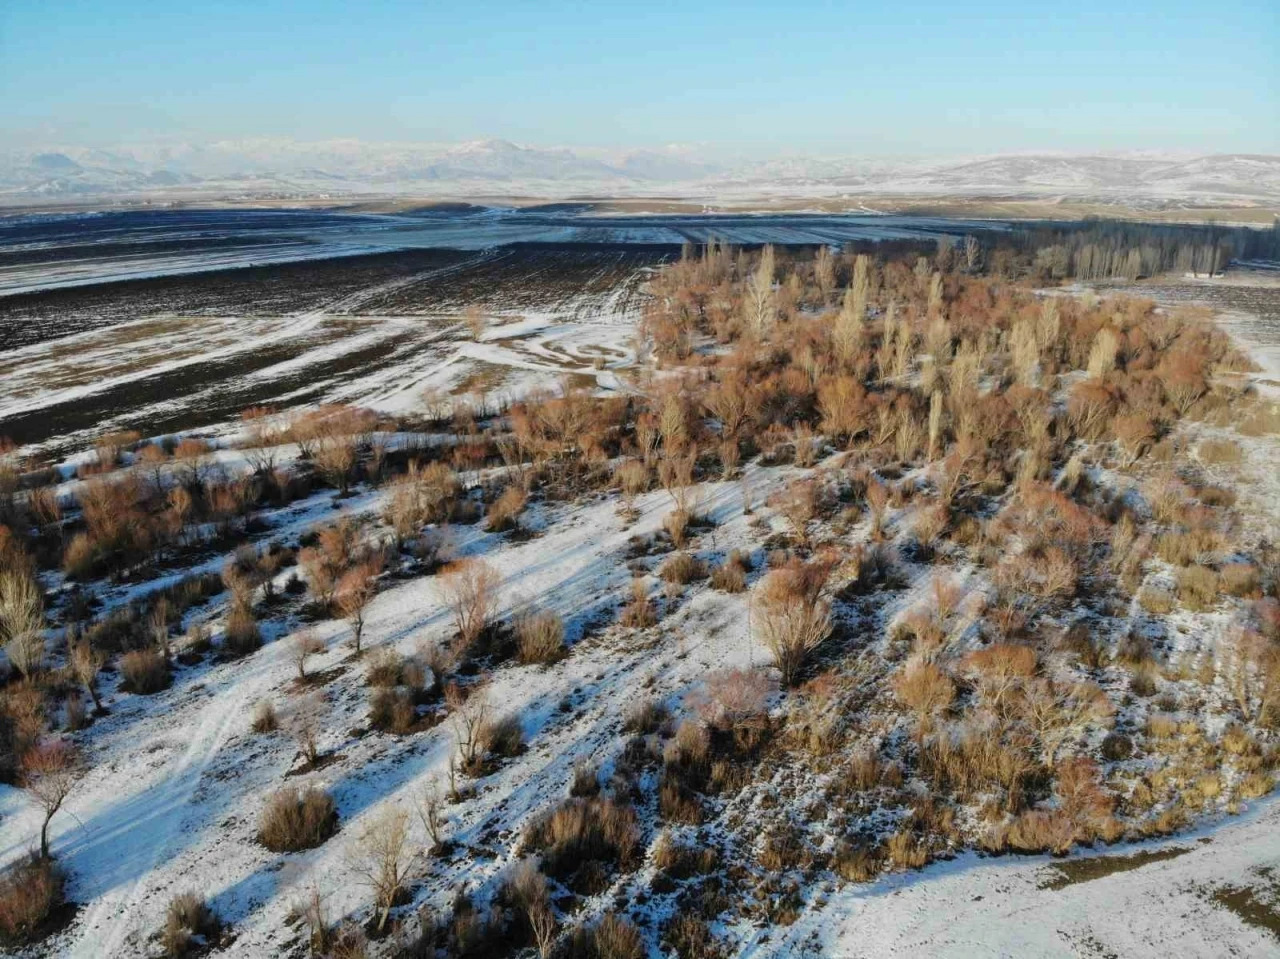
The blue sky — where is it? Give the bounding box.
[1,0,1276,155]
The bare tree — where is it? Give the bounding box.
[284,693,327,767]
[446,682,491,774]
[415,778,447,851]
[291,629,326,680]
[346,806,417,934]
[509,860,557,957]
[436,559,501,654]
[0,570,45,678]
[22,739,80,859]
[337,558,382,654]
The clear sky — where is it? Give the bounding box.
[1,0,1276,156]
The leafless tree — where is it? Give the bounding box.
[291,629,326,680]
[346,806,417,933]
[285,693,327,767]
[337,558,382,654]
[437,559,501,654]
[446,682,491,774]
[22,739,80,859]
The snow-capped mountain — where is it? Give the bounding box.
[0,139,1277,202]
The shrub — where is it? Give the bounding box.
[1175,565,1221,611]
[515,610,566,665]
[161,891,221,958]
[622,698,669,735]
[663,509,691,548]
[885,830,929,870]
[120,648,171,694]
[753,559,833,687]
[660,552,706,585]
[1138,586,1175,615]
[0,856,63,945]
[486,485,528,533]
[1196,438,1242,466]
[251,700,278,733]
[1239,772,1274,799]
[222,607,262,657]
[709,550,749,593]
[258,786,338,852]
[833,841,882,882]
[893,660,954,719]
[523,797,639,881]
[484,713,524,759]
[1221,563,1261,598]
[619,578,657,629]
[586,913,644,959]
[369,687,418,735]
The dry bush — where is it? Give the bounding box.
[1020,679,1112,766]
[120,648,171,694]
[437,559,501,653]
[753,559,833,687]
[383,462,459,542]
[515,609,566,665]
[523,796,639,882]
[1155,528,1222,567]
[1196,438,1242,466]
[709,550,750,593]
[583,913,644,959]
[622,697,669,735]
[222,606,262,657]
[298,519,361,607]
[251,700,278,733]
[259,786,338,852]
[770,478,820,544]
[486,484,528,533]
[663,508,691,549]
[0,856,63,945]
[619,578,657,629]
[483,713,524,759]
[885,830,930,870]
[161,891,221,958]
[660,552,706,585]
[1176,565,1221,611]
[0,571,44,679]
[963,644,1036,719]
[893,660,955,720]
[369,687,419,735]
[662,914,721,959]
[706,665,773,722]
[834,841,882,882]
[505,860,557,957]
[1221,563,1261,598]
[1138,586,1175,615]
[1001,808,1077,855]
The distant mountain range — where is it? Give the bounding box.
[1,139,1277,204]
